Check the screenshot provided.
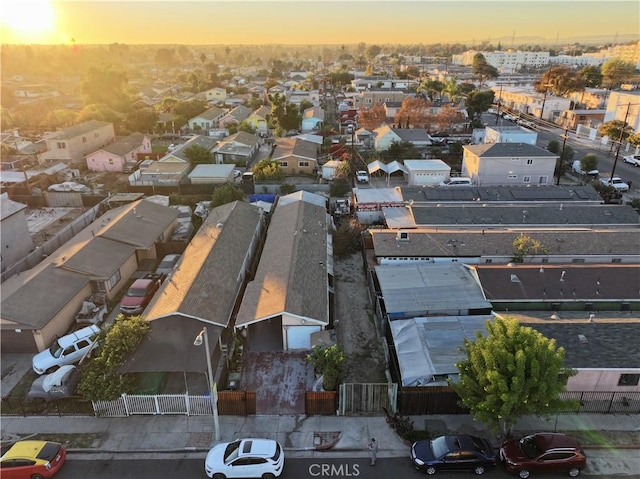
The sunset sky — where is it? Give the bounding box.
[0,0,638,46]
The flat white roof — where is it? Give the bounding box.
[404,159,451,171]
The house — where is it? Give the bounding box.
[368,228,640,265]
[475,263,640,312]
[393,128,433,148]
[481,125,537,145]
[37,120,116,168]
[0,199,179,353]
[218,105,252,129]
[204,87,228,104]
[462,142,558,186]
[301,106,325,132]
[213,131,260,165]
[158,135,218,163]
[321,159,342,180]
[120,201,265,377]
[556,109,606,130]
[403,159,450,186]
[188,164,236,184]
[352,90,410,110]
[271,138,318,175]
[372,124,402,151]
[187,107,227,133]
[383,101,403,123]
[0,194,34,273]
[135,161,191,186]
[246,105,271,133]
[85,133,152,172]
[235,191,332,350]
[353,187,404,224]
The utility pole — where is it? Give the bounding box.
[610,102,632,180]
[557,127,569,185]
[495,85,503,126]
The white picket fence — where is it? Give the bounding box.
[93,394,213,417]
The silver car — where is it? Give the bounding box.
[28,365,80,400]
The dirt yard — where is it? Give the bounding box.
[334,252,387,384]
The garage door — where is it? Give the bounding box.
[1,329,38,353]
[286,326,321,350]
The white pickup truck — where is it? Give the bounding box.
[600,177,630,192]
[622,155,640,166]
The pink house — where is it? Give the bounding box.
[85,133,152,172]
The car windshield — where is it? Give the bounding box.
[48,339,64,358]
[126,287,148,297]
[223,440,241,463]
[272,442,281,461]
[519,435,541,459]
[431,436,449,458]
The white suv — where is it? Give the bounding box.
[356,170,369,183]
[32,325,101,375]
[205,438,284,478]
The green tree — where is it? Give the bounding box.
[366,44,382,60]
[601,59,636,89]
[465,90,495,124]
[536,66,585,96]
[452,316,576,438]
[80,65,131,112]
[125,108,158,134]
[253,158,285,181]
[211,183,245,207]
[417,79,445,102]
[172,99,208,122]
[306,344,345,391]
[598,120,634,150]
[472,53,499,85]
[577,65,603,88]
[76,315,149,401]
[580,153,598,173]
[512,233,548,263]
[77,103,122,125]
[184,144,214,164]
[546,139,560,154]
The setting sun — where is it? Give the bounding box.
[0,0,57,43]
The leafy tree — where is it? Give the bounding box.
[184,144,214,164]
[249,97,263,110]
[299,99,313,113]
[417,79,445,102]
[580,153,598,173]
[546,139,560,154]
[441,77,461,103]
[366,44,382,60]
[536,66,585,96]
[238,120,256,134]
[211,183,245,207]
[560,144,575,164]
[451,316,576,438]
[465,90,495,124]
[172,99,208,121]
[598,120,634,148]
[76,315,149,401]
[434,105,463,131]
[77,103,122,125]
[381,141,421,160]
[253,158,285,181]
[359,103,386,131]
[42,109,78,130]
[601,59,636,89]
[395,96,433,128]
[472,53,498,85]
[306,344,345,391]
[577,65,603,88]
[512,233,548,263]
[125,109,158,134]
[628,132,640,149]
[80,65,131,112]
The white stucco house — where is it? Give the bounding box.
[403,159,451,186]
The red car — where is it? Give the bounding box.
[0,440,66,479]
[500,433,586,478]
[119,274,163,316]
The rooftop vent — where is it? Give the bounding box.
[578,334,588,344]
[510,274,521,283]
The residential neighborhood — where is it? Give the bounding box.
[1,3,640,477]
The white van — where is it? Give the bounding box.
[439,177,473,187]
[32,325,101,375]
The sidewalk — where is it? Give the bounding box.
[1,413,638,476]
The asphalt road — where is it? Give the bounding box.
[57,456,615,479]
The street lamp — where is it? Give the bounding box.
[194,327,220,441]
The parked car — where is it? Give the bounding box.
[170,221,195,242]
[356,170,369,183]
[32,325,100,375]
[119,274,164,316]
[155,254,181,277]
[622,154,640,166]
[28,365,80,401]
[571,160,599,177]
[599,176,629,192]
[0,440,66,479]
[439,177,473,187]
[170,205,193,224]
[205,438,285,478]
[499,433,586,478]
[410,434,497,475]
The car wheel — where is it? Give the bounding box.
[426,466,437,475]
[212,474,226,479]
[262,474,276,479]
[568,468,581,477]
[518,470,531,478]
[31,475,45,479]
[474,465,486,474]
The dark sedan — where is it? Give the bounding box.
[28,365,80,400]
[411,434,497,475]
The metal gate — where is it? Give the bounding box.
[338,383,396,416]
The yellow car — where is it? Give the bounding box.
[0,440,66,479]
